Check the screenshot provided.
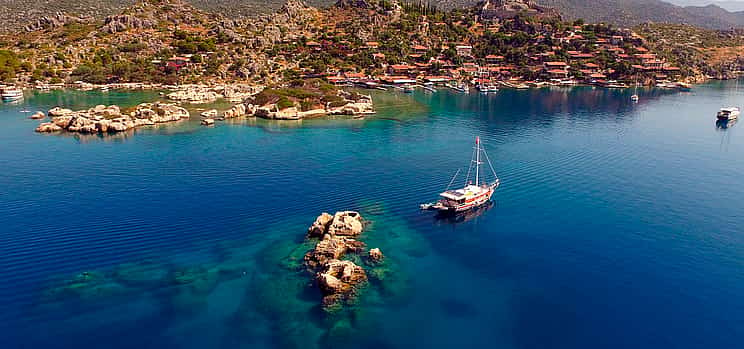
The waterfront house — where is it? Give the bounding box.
[455,45,473,57]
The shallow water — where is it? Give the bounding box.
[1,84,743,348]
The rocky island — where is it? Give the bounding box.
[249,79,374,120]
[35,102,190,133]
[303,211,383,311]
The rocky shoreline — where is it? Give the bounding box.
[303,211,383,312]
[31,87,376,134]
[35,102,190,133]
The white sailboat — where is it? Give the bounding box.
[421,137,500,213]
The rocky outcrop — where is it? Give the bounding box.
[368,248,384,264]
[223,103,247,119]
[35,122,62,133]
[307,212,334,238]
[29,111,45,119]
[304,233,365,270]
[136,102,190,122]
[316,259,367,309]
[24,12,93,32]
[253,91,374,120]
[48,107,73,117]
[167,87,222,104]
[101,14,155,34]
[302,210,371,311]
[328,211,364,236]
[36,102,189,134]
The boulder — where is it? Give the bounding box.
[274,107,300,120]
[201,118,215,126]
[52,115,74,128]
[307,212,333,238]
[223,103,247,119]
[101,14,155,34]
[304,234,351,270]
[67,116,96,133]
[368,248,384,264]
[327,211,364,236]
[316,259,367,310]
[29,111,45,119]
[35,122,62,132]
[48,107,73,117]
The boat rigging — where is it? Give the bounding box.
[421,137,500,213]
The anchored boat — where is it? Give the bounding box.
[1,87,23,101]
[421,137,500,213]
[717,107,740,120]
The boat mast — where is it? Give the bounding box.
[475,136,480,186]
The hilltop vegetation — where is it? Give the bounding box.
[636,23,744,78]
[7,0,744,32]
[1,0,744,86]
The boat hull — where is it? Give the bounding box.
[435,183,498,213]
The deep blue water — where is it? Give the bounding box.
[1,84,743,348]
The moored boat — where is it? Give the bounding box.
[2,87,23,101]
[421,137,500,213]
[717,107,740,120]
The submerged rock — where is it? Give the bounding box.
[304,234,365,270]
[35,122,62,132]
[316,259,367,310]
[368,248,384,264]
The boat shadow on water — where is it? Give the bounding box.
[434,200,494,224]
[716,118,737,130]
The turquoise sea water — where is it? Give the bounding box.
[1,84,743,348]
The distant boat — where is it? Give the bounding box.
[477,84,498,93]
[421,136,500,213]
[446,83,468,93]
[676,82,692,91]
[2,87,23,101]
[717,107,740,120]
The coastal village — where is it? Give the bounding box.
[1,0,744,131]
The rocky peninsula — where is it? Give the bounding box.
[249,79,375,120]
[303,211,383,312]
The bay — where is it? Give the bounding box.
[0,83,742,348]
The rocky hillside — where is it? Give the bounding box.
[0,0,333,32]
[537,0,744,29]
[7,0,744,31]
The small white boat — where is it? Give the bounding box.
[2,87,23,101]
[717,107,740,120]
[631,94,639,102]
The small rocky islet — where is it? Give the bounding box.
[303,211,383,311]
